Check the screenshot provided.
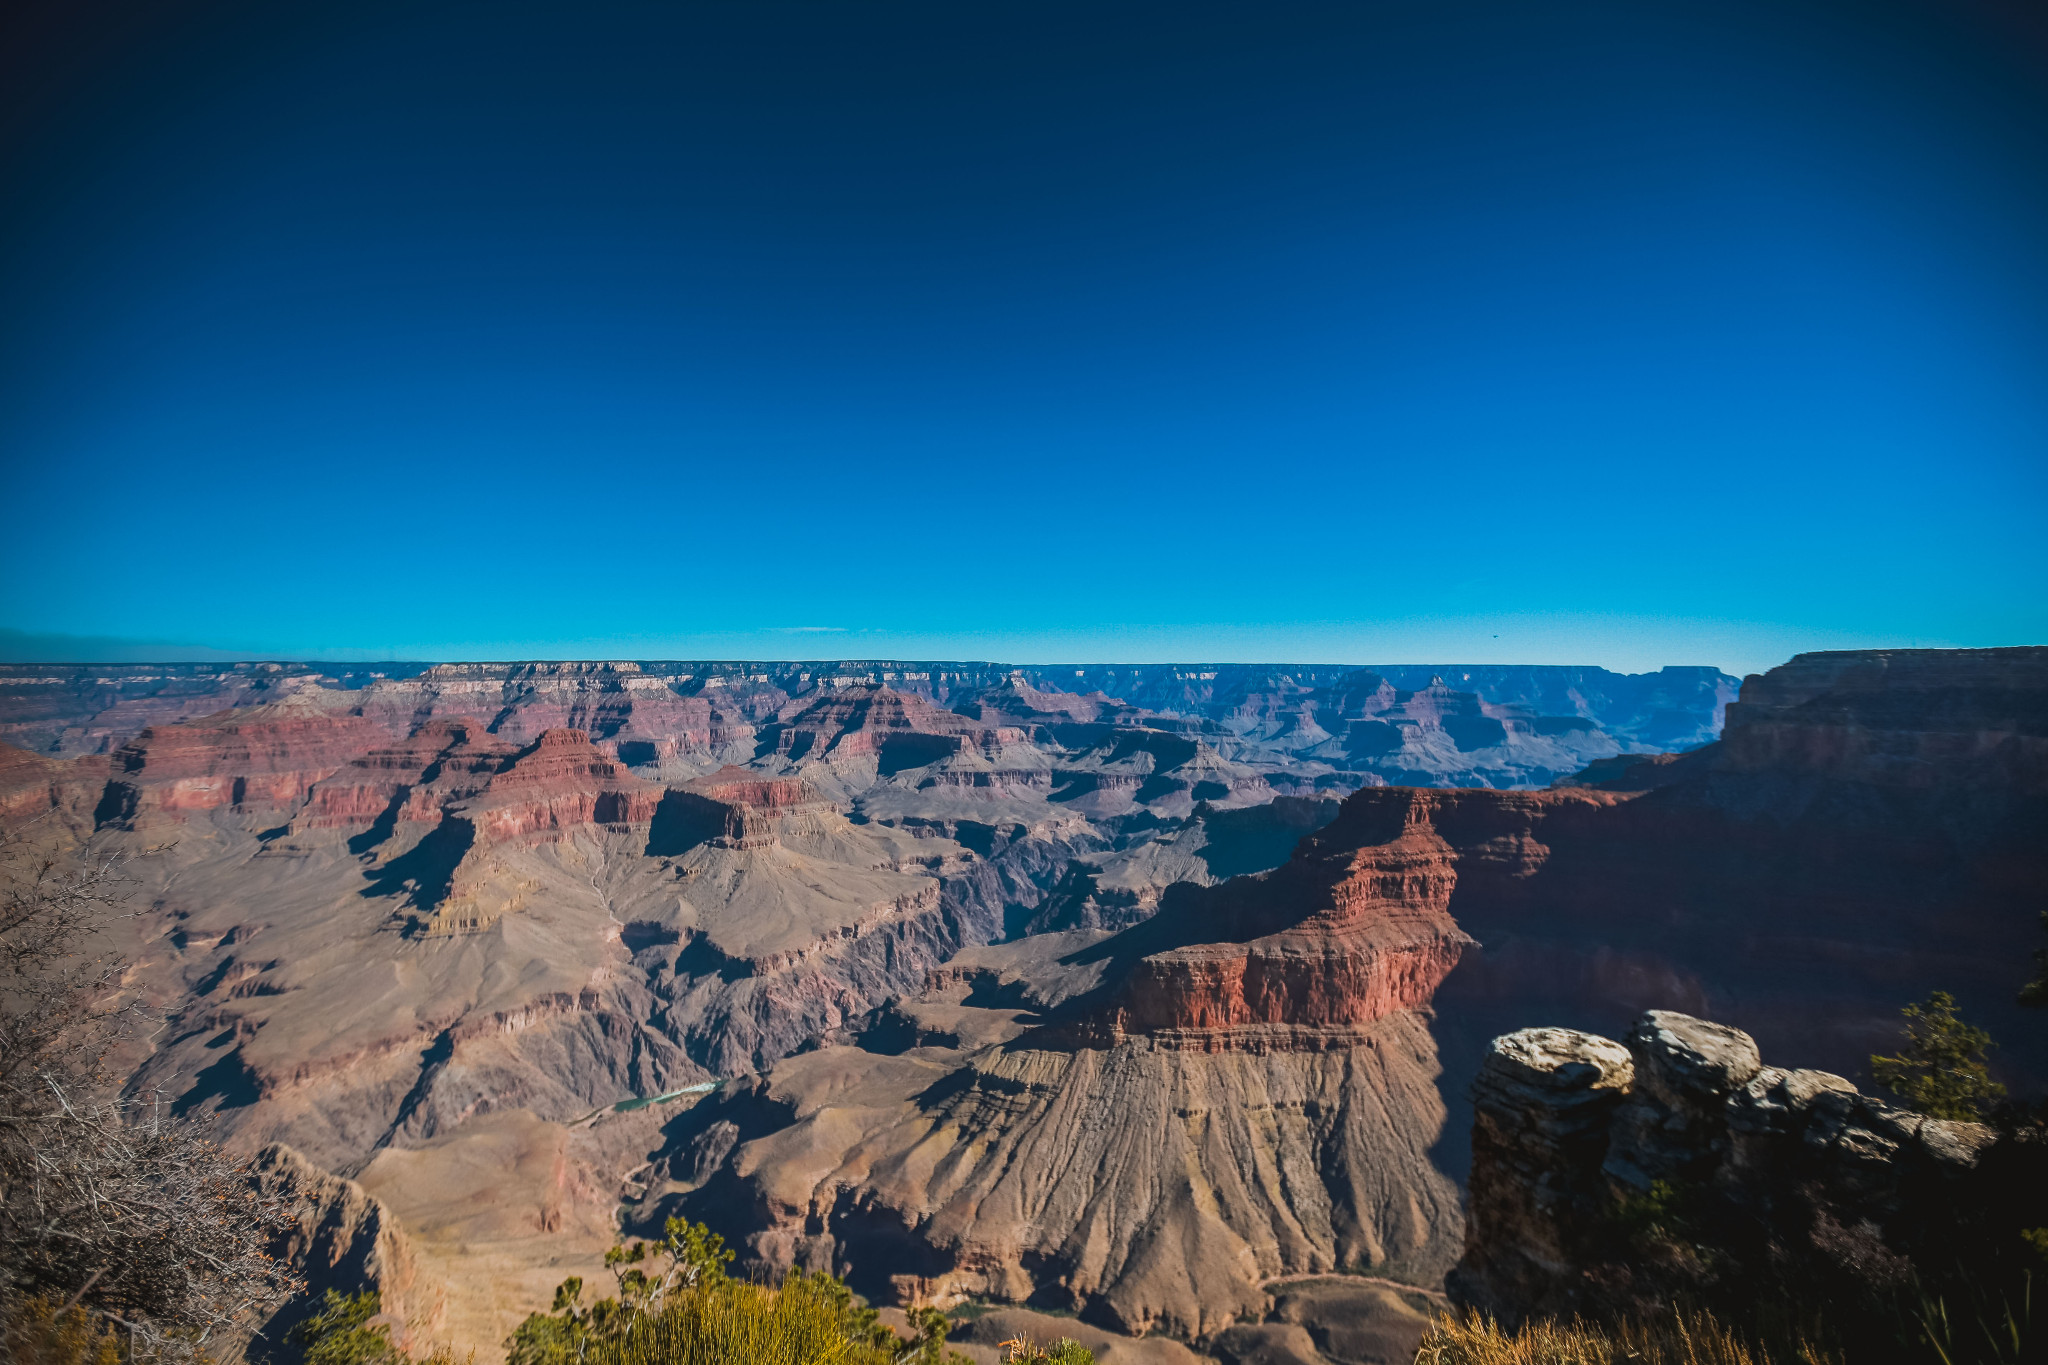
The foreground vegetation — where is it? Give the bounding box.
[0,832,293,1361]
[1414,1309,1840,1365]
[496,1219,1093,1365]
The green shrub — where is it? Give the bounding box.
[506,1220,971,1365]
[0,1297,124,1365]
[290,1290,400,1365]
[990,1336,1095,1365]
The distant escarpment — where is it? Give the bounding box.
[0,658,1736,791]
[1449,1011,2046,1350]
[633,783,1477,1343]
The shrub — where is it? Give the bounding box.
[993,1335,1095,1364]
[507,1219,971,1365]
[289,1291,400,1365]
[0,830,294,1358]
[1,1297,125,1365]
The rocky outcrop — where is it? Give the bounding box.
[461,728,662,839]
[295,716,518,830]
[0,740,105,830]
[1716,646,2048,789]
[1397,648,2048,1182]
[759,685,1018,768]
[1448,1010,2030,1329]
[647,766,829,851]
[249,1142,447,1353]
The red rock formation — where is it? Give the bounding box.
[0,741,106,828]
[297,716,518,830]
[345,662,743,754]
[98,701,387,824]
[1104,790,1475,1043]
[649,766,829,850]
[464,728,661,839]
[766,685,1018,763]
[1409,648,2048,1175]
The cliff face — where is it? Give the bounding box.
[0,741,105,829]
[1400,648,2048,1178]
[0,659,1737,792]
[1716,646,2048,789]
[1448,1011,2039,1336]
[97,700,389,824]
[249,1143,448,1354]
[1098,790,1474,1044]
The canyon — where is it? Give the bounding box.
[0,650,2039,1364]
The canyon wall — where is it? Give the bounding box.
[642,786,1482,1344]
[1407,647,2048,1176]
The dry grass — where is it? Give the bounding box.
[1413,1308,1841,1365]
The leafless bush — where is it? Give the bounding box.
[0,824,296,1359]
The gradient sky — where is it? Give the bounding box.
[2,0,2044,674]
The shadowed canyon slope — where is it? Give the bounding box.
[635,790,1484,1338]
[5,650,2041,1359]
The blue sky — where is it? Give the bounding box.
[1,0,2043,675]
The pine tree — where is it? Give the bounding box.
[1870,990,2005,1121]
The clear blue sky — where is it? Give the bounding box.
[1,0,2044,675]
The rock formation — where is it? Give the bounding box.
[1402,647,2048,1176]
[1449,1010,2042,1341]
[638,787,1479,1343]
[96,697,388,825]
[0,659,1735,791]
[248,1143,448,1354]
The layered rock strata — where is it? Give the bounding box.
[1399,648,2048,1177]
[96,698,388,825]
[0,660,1737,790]
[642,783,1478,1341]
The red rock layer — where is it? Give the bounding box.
[297,717,517,830]
[343,662,760,756]
[0,741,107,828]
[1099,789,1478,1045]
[769,685,1021,761]
[99,703,387,822]
[655,765,831,848]
[1414,648,2048,1123]
[465,728,662,839]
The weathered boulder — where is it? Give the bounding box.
[1451,1028,1633,1318]
[1450,1010,2014,1328]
